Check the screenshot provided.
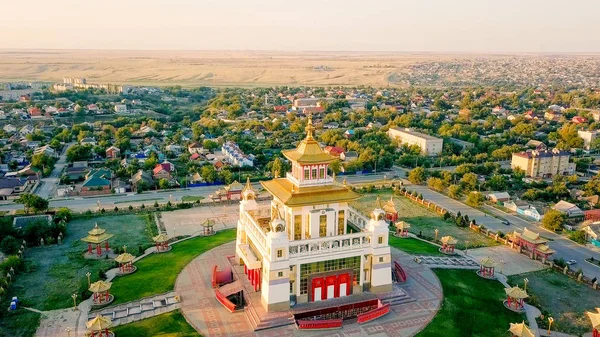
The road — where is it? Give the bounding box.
[2,171,394,212]
[482,205,600,280]
[35,142,75,199]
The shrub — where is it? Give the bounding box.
[0,236,20,255]
[141,204,145,209]
[569,230,587,244]
[154,201,159,208]
[114,207,119,212]
[128,205,133,211]
[100,208,106,213]
[553,257,567,268]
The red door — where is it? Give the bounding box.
[311,277,324,302]
[338,273,351,297]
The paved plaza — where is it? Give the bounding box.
[161,204,249,237]
[175,242,442,337]
[467,245,549,276]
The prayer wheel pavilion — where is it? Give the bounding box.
[81,223,114,256]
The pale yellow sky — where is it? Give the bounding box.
[1,0,599,52]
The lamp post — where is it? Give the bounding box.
[123,245,127,253]
[71,293,78,311]
[524,278,529,291]
[97,200,101,211]
[434,229,439,241]
[547,317,554,334]
[500,259,505,274]
[86,272,91,287]
[465,241,469,256]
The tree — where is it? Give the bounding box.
[487,174,507,191]
[569,230,587,244]
[408,167,426,185]
[269,158,283,178]
[202,139,219,151]
[54,208,72,223]
[219,169,234,184]
[329,159,342,176]
[0,235,20,255]
[542,209,566,231]
[66,144,93,162]
[427,177,445,192]
[158,178,170,190]
[448,184,462,199]
[460,172,478,192]
[16,193,49,214]
[201,165,217,183]
[466,191,485,207]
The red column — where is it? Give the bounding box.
[249,268,253,283]
[97,244,101,255]
[254,269,259,291]
[105,240,109,252]
[88,243,92,254]
[244,265,247,275]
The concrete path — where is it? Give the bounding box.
[175,242,443,337]
[497,273,542,337]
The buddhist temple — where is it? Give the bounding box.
[440,236,457,254]
[504,286,528,311]
[153,233,170,252]
[235,114,393,312]
[395,221,411,237]
[81,223,114,256]
[510,228,555,260]
[211,180,244,201]
[89,280,113,305]
[86,314,114,337]
[586,308,600,337]
[508,321,535,337]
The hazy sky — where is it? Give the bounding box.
[2,0,600,52]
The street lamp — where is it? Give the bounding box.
[434,229,439,241]
[71,293,78,311]
[465,241,469,256]
[86,272,91,287]
[96,200,101,211]
[547,317,554,335]
[524,278,529,291]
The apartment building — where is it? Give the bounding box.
[511,148,575,178]
[577,130,599,150]
[387,127,443,156]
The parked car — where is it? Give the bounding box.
[502,221,510,226]
[566,259,577,265]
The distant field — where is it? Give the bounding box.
[0,49,457,87]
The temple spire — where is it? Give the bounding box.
[305,113,315,140]
[243,177,252,192]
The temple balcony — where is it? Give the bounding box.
[288,232,372,258]
[286,172,334,187]
[347,206,370,230]
[240,208,270,254]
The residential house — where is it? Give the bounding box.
[3,124,16,133]
[552,200,584,218]
[511,148,575,178]
[33,145,57,157]
[522,205,543,221]
[105,146,121,159]
[582,222,600,241]
[572,116,588,124]
[544,110,562,122]
[165,144,183,155]
[340,151,358,162]
[0,177,29,200]
[449,138,475,150]
[323,146,345,159]
[131,170,153,191]
[133,126,156,137]
[153,162,174,180]
[80,137,97,146]
[221,141,254,167]
[525,140,547,151]
[487,192,511,203]
[28,107,42,118]
[114,104,127,113]
[344,130,355,139]
[20,125,34,135]
[81,169,112,194]
[388,127,443,156]
[503,200,529,212]
[188,142,205,154]
[577,130,599,150]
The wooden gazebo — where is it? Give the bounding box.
[153,233,170,252]
[86,314,114,337]
[440,236,457,254]
[508,321,535,337]
[81,223,114,256]
[383,196,398,222]
[478,257,495,278]
[114,253,135,275]
[89,280,113,306]
[586,308,600,337]
[202,219,215,236]
[504,286,528,311]
[395,221,410,237]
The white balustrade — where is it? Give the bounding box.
[288,232,372,257]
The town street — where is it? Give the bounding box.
[34,142,75,199]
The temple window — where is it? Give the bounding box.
[312,168,317,179]
[278,271,283,277]
[378,236,383,244]
[294,215,302,240]
[319,215,327,237]
[319,167,325,179]
[337,210,345,235]
[277,249,283,258]
[304,168,309,180]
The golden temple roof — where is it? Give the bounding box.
[383,196,397,213]
[281,114,336,165]
[89,280,112,293]
[225,180,243,192]
[81,223,114,244]
[395,221,410,229]
[153,233,169,243]
[114,253,135,264]
[586,308,600,329]
[535,244,555,254]
[86,314,112,331]
[261,178,360,206]
[508,321,535,337]
[440,236,457,245]
[480,257,495,268]
[505,286,528,299]
[515,227,548,244]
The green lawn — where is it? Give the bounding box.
[507,270,598,335]
[112,310,200,337]
[5,215,151,311]
[110,229,236,305]
[389,236,444,256]
[352,193,496,249]
[0,309,40,337]
[417,269,524,337]
[181,196,204,203]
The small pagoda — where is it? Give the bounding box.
[153,233,170,252]
[440,236,458,254]
[89,280,113,306]
[81,223,114,256]
[504,286,528,312]
[114,252,136,275]
[383,196,398,222]
[586,308,600,337]
[478,256,496,279]
[395,221,411,237]
[86,314,114,337]
[508,321,535,337]
[202,219,215,236]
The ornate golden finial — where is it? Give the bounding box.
[305,112,315,140]
[243,177,252,191]
[342,177,347,187]
[94,222,99,228]
[122,245,127,253]
[273,204,282,220]
[375,196,383,209]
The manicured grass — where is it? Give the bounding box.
[6,215,151,311]
[417,269,523,337]
[352,193,496,249]
[389,236,444,256]
[181,195,205,203]
[0,309,40,337]
[110,229,236,305]
[507,270,598,335]
[112,310,200,337]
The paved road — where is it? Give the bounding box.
[1,172,393,212]
[483,205,600,280]
[35,142,75,199]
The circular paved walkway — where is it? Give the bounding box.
[175,242,442,337]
